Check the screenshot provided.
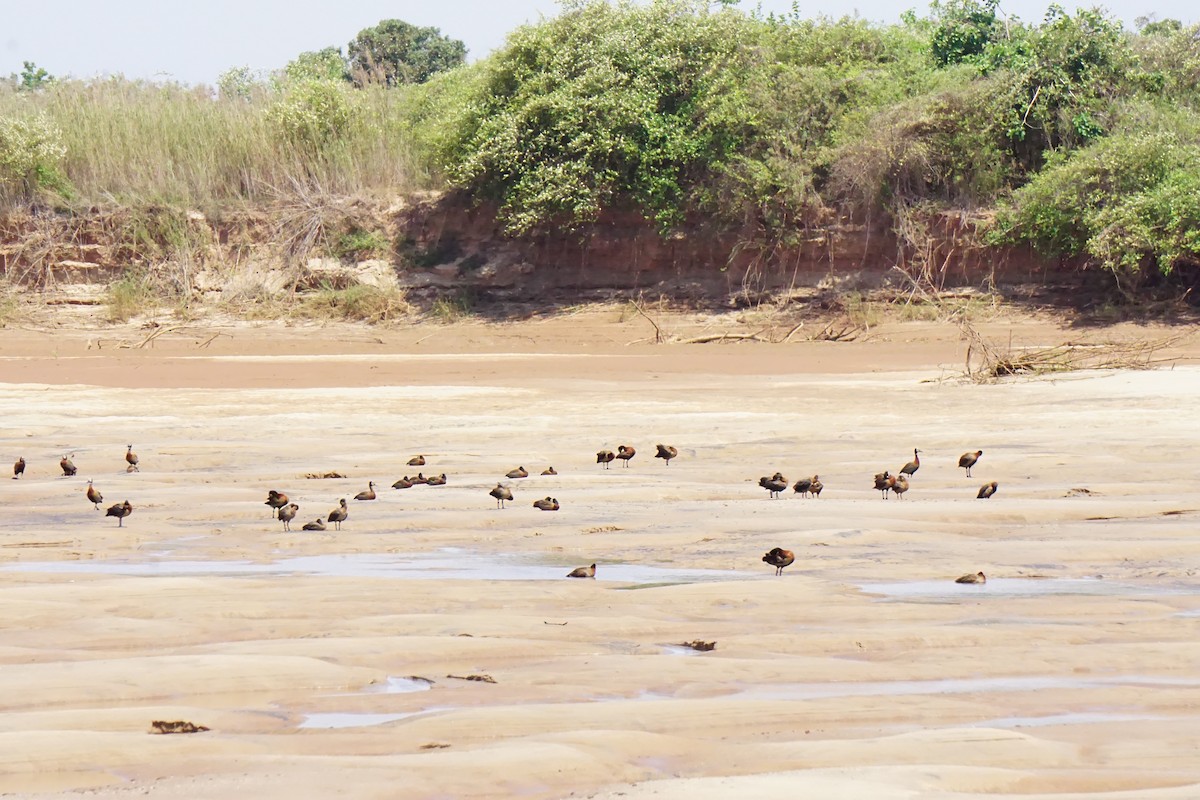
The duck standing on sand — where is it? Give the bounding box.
[956,571,987,584]
[654,444,677,466]
[13,456,25,479]
[60,454,77,477]
[125,444,139,472]
[567,563,596,578]
[596,450,615,469]
[873,470,892,499]
[891,473,909,500]
[489,483,513,509]
[106,500,133,527]
[86,479,104,510]
[616,445,636,467]
[762,547,795,576]
[959,450,983,477]
[278,503,299,531]
[977,481,999,499]
[759,473,787,499]
[265,490,289,517]
[327,499,348,530]
[900,448,920,477]
[792,476,813,497]
[809,475,824,498]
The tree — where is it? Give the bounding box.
[347,20,466,86]
[16,61,53,91]
[929,0,1002,66]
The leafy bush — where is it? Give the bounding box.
[266,77,360,153]
[286,48,348,84]
[993,129,1200,276]
[0,111,68,200]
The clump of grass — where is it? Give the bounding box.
[429,291,474,322]
[0,282,22,325]
[333,228,390,261]
[105,270,160,322]
[840,291,883,328]
[298,283,412,323]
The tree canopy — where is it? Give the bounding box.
[347,19,467,86]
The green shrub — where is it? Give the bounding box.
[267,78,360,153]
[333,228,390,260]
[0,111,68,200]
[992,129,1200,276]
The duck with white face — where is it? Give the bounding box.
[762,548,795,576]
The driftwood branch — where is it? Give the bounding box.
[958,319,1189,382]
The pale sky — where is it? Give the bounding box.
[2,0,1195,86]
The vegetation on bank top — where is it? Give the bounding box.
[2,1,1200,291]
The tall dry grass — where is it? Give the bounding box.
[0,78,439,209]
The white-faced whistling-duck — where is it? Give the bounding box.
[874,470,891,499]
[616,445,636,467]
[956,571,986,584]
[13,456,25,479]
[762,547,795,576]
[392,476,414,489]
[792,476,813,496]
[567,563,596,578]
[900,448,920,476]
[279,503,299,531]
[541,466,557,475]
[506,466,529,479]
[412,473,429,485]
[86,479,103,510]
[654,444,677,465]
[265,490,289,517]
[810,475,824,498]
[354,481,377,501]
[489,483,513,509]
[125,444,139,472]
[759,474,787,498]
[426,473,447,486]
[302,518,326,531]
[959,450,983,477]
[60,454,77,477]
[892,473,910,499]
[977,481,998,499]
[327,499,348,530]
[596,450,615,469]
[533,496,560,511]
[106,500,132,527]
[407,455,426,466]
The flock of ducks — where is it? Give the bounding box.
[13,440,998,582]
[12,446,140,526]
[761,447,998,582]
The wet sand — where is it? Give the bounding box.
[2,311,1200,799]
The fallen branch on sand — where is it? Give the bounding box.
[958,320,1189,382]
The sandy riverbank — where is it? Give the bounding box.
[2,309,1199,799]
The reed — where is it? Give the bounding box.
[0,77,438,209]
